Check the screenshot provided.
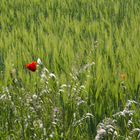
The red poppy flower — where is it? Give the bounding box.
[25,62,37,72]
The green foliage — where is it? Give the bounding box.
[0,0,140,139]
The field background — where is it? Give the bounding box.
[0,0,140,139]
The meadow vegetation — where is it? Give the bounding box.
[0,0,140,139]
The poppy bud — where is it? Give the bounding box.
[120,73,126,81]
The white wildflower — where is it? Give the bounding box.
[32,94,38,100]
[37,58,42,65]
[60,84,67,88]
[49,73,56,79]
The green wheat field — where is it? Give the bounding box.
[0,0,140,139]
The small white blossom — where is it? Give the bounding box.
[37,58,42,65]
[49,73,56,79]
[32,94,38,100]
